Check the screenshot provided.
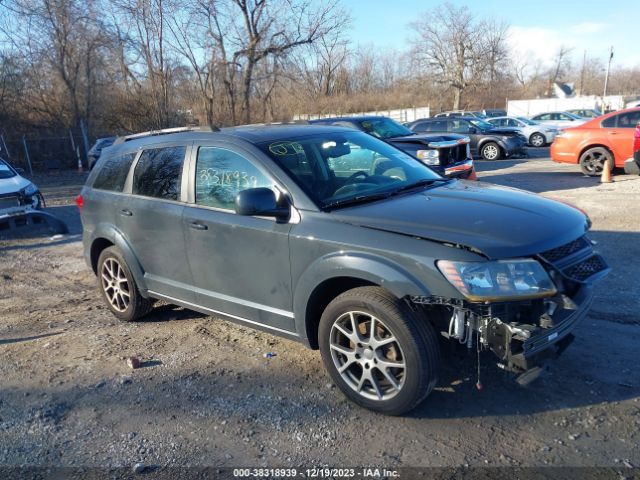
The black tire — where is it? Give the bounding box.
[318,286,440,415]
[480,141,502,160]
[579,147,613,176]
[529,132,546,147]
[97,246,153,322]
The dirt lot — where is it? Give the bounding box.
[1,153,639,478]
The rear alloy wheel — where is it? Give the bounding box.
[480,141,502,160]
[319,287,440,415]
[97,246,153,322]
[529,132,546,147]
[579,147,613,176]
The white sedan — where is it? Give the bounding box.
[487,116,559,147]
[530,111,587,129]
[0,157,42,216]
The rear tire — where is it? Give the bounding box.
[97,246,153,322]
[579,147,613,176]
[480,142,502,160]
[529,132,546,147]
[318,287,440,415]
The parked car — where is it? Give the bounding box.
[434,110,485,118]
[567,109,602,119]
[80,125,609,415]
[482,109,507,118]
[309,116,474,179]
[530,111,587,128]
[487,116,558,147]
[406,117,527,160]
[88,136,116,169]
[551,107,640,175]
[0,156,43,214]
[627,122,640,174]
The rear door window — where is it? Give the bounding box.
[93,152,136,192]
[615,111,640,128]
[195,147,273,210]
[132,146,186,200]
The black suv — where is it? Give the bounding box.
[80,125,608,415]
[309,116,474,179]
[407,117,527,160]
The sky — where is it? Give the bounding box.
[341,0,638,69]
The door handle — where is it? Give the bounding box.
[120,209,133,217]
[188,221,208,231]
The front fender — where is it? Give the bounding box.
[89,223,149,296]
[293,251,430,340]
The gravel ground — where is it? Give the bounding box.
[0,156,639,478]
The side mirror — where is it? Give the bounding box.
[15,167,25,175]
[468,127,477,134]
[235,187,290,220]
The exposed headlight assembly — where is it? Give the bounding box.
[437,259,557,301]
[21,183,38,197]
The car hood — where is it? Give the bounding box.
[331,180,588,259]
[0,175,31,195]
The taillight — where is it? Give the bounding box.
[75,194,84,211]
[634,123,640,153]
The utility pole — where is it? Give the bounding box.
[579,50,586,95]
[603,46,614,99]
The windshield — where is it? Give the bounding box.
[357,118,414,139]
[258,131,444,209]
[517,117,537,125]
[0,158,17,179]
[469,119,496,130]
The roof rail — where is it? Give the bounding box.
[113,125,219,145]
[230,120,310,128]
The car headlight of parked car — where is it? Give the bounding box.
[437,259,557,301]
[416,149,440,165]
[21,183,38,197]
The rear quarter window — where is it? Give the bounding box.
[132,146,186,200]
[92,152,137,192]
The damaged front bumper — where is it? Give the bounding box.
[484,284,593,374]
[413,235,609,383]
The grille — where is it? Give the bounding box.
[540,236,590,262]
[0,196,19,210]
[438,144,467,167]
[564,255,608,282]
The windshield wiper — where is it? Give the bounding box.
[323,192,392,210]
[390,178,450,195]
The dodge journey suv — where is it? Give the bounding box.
[79,125,609,415]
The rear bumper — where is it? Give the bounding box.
[624,157,640,175]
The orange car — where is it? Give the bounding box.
[551,107,640,176]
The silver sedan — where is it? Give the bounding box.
[487,116,559,147]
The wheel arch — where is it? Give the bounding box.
[293,252,431,349]
[89,225,149,296]
[578,143,615,163]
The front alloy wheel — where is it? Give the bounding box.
[529,132,546,147]
[329,311,406,401]
[319,287,440,415]
[481,142,501,160]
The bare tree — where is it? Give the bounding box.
[410,2,509,109]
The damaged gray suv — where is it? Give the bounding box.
[79,125,609,415]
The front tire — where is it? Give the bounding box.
[579,147,613,176]
[529,132,546,147]
[318,287,440,415]
[97,246,153,322]
[480,142,502,160]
